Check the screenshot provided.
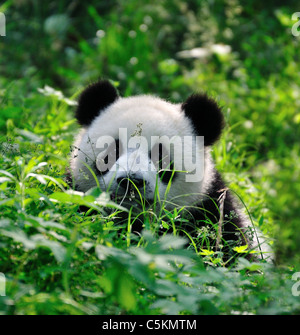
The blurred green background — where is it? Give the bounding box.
[0,0,299,266]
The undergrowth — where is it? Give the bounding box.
[0,89,298,315]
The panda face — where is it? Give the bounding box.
[70,80,224,210]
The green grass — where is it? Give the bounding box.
[1,0,300,315]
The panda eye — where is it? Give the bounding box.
[151,143,169,169]
[95,139,121,174]
[150,143,175,183]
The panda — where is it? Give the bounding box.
[69,79,272,262]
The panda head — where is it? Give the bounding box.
[70,80,224,210]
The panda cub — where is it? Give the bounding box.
[70,80,271,261]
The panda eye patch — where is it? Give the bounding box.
[151,143,171,169]
[95,139,121,173]
[150,143,176,183]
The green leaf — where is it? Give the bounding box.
[32,234,67,263]
[1,229,36,249]
[200,249,215,256]
[233,245,249,254]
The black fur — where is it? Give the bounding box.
[193,171,246,242]
[182,170,251,261]
[182,93,225,146]
[75,80,119,126]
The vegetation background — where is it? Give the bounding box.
[0,0,300,314]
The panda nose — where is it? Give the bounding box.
[131,176,145,188]
[116,175,145,190]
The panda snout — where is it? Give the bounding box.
[116,173,146,192]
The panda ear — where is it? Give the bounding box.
[181,93,225,146]
[75,80,119,126]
